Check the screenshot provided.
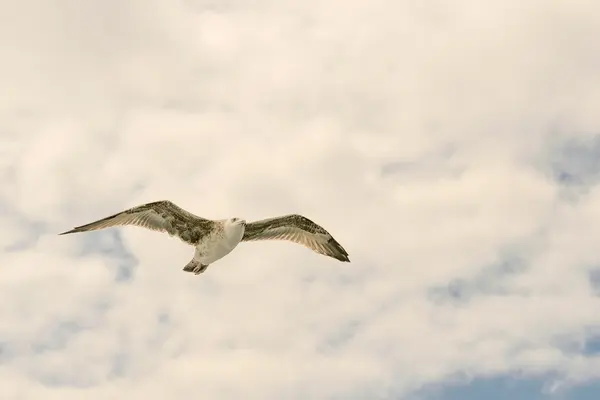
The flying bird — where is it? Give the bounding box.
[59,200,350,275]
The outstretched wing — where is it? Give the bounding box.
[59,200,215,245]
[241,214,350,262]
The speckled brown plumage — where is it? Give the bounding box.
[60,201,350,272]
[242,214,350,262]
[59,200,216,246]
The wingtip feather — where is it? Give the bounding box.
[327,237,350,262]
[336,253,351,262]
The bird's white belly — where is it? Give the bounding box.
[197,224,245,265]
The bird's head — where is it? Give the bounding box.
[228,217,246,227]
[224,217,246,240]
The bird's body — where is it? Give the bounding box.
[185,216,246,272]
[60,200,349,275]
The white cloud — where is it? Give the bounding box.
[2,0,600,398]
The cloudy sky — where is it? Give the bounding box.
[2,0,600,399]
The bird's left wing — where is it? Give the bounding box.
[241,214,350,262]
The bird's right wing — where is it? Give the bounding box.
[59,200,215,244]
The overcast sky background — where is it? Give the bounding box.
[2,0,600,399]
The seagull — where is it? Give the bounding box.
[59,200,350,275]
